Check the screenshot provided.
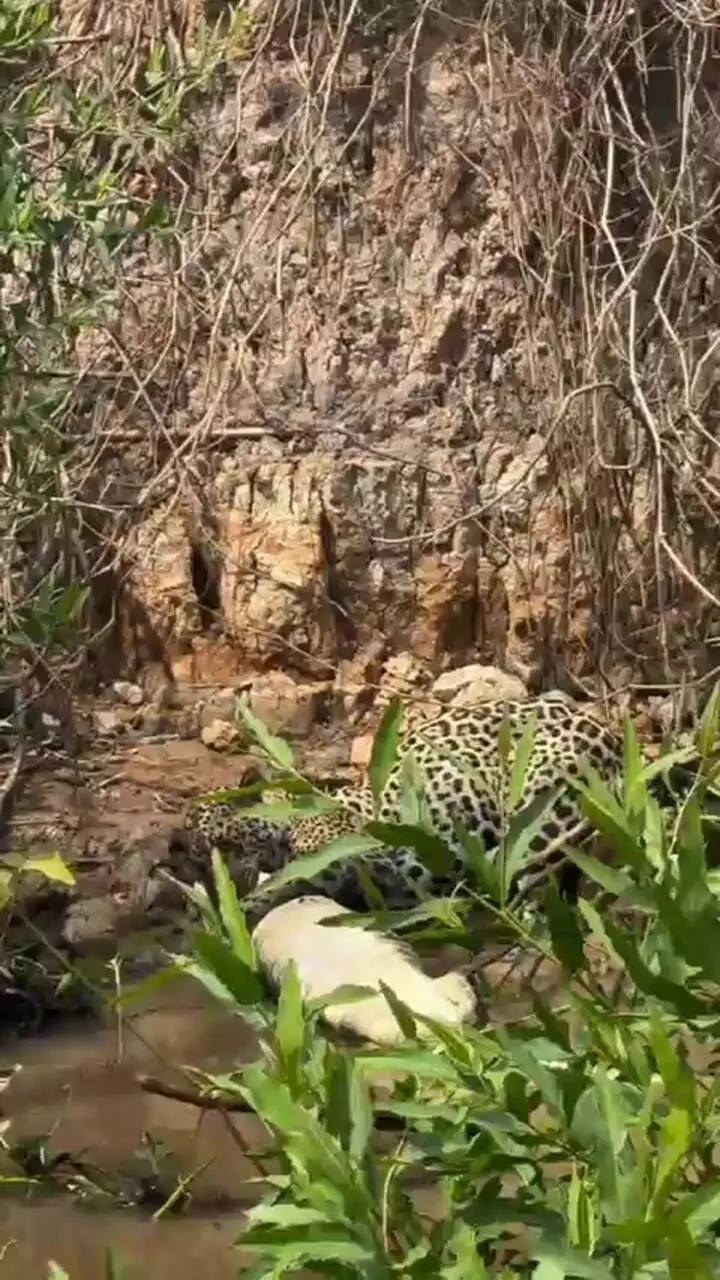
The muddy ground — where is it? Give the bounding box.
[0,703,361,1036]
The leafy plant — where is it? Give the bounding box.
[140,684,720,1276]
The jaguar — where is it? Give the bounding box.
[166,694,626,926]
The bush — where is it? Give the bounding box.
[137,688,720,1277]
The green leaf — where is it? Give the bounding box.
[191,929,266,1006]
[347,1058,374,1163]
[236,696,296,771]
[275,961,305,1095]
[19,852,75,886]
[105,1248,132,1280]
[564,848,634,898]
[567,1163,596,1254]
[666,1219,712,1280]
[258,831,383,894]
[395,749,431,828]
[244,1204,331,1228]
[453,821,502,899]
[527,1241,610,1280]
[368,697,403,808]
[698,681,720,761]
[378,980,419,1040]
[501,783,566,899]
[671,1180,720,1238]
[579,900,709,1018]
[365,820,454,878]
[210,849,257,968]
[545,879,586,975]
[507,712,539,810]
[496,1030,564,1121]
[651,1105,692,1216]
[623,715,648,820]
[574,769,644,868]
[241,1237,374,1267]
[445,1223,485,1279]
[354,1049,463,1086]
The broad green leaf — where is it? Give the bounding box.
[528,1241,611,1280]
[648,1012,696,1112]
[544,879,586,975]
[698,681,720,761]
[497,707,514,766]
[453,821,502,899]
[210,849,257,968]
[236,696,296,771]
[275,961,305,1095]
[507,712,539,810]
[666,1218,712,1280]
[671,1180,720,1238]
[197,775,323,805]
[496,1030,564,1121]
[574,770,644,868]
[104,1248,132,1280]
[570,1069,636,1222]
[378,980,418,1041]
[501,783,566,900]
[368,696,403,807]
[354,1049,463,1085]
[0,868,13,906]
[258,832,383,894]
[347,1058,373,1163]
[241,1237,374,1266]
[306,983,380,1014]
[564,848,634,898]
[365,819,454,877]
[445,1223,485,1279]
[190,929,266,1006]
[239,1065,375,1222]
[113,963,184,1009]
[651,1106,692,1216]
[640,745,701,786]
[245,1204,332,1228]
[567,1163,596,1254]
[20,852,75,886]
[579,901,709,1018]
[396,749,431,828]
[623,716,648,821]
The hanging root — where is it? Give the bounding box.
[251,895,477,1046]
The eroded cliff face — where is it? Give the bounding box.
[60,2,718,707]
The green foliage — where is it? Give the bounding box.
[0,0,257,710]
[159,685,720,1277]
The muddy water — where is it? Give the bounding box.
[0,979,272,1279]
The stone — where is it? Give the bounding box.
[112,680,145,707]
[94,708,125,736]
[199,687,242,729]
[246,672,329,739]
[350,733,374,768]
[432,664,527,706]
[201,718,241,751]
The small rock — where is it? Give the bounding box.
[112,680,145,707]
[62,897,121,950]
[380,653,430,702]
[433,664,528,706]
[95,708,125,736]
[350,734,375,768]
[201,718,241,751]
[199,687,241,729]
[247,672,329,739]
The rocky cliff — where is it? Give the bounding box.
[50,0,720,716]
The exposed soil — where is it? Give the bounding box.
[0,713,360,1037]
